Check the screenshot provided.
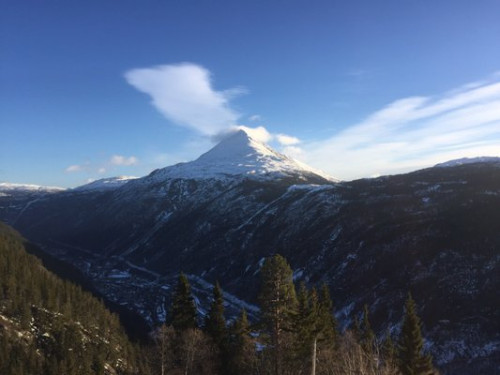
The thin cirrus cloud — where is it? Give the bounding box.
[65,164,83,173]
[248,114,262,122]
[65,155,138,175]
[299,76,500,180]
[110,155,138,166]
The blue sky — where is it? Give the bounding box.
[1,0,500,187]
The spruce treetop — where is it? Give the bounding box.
[398,293,436,375]
[168,272,198,331]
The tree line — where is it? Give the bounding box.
[148,254,438,375]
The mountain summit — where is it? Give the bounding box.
[146,129,334,182]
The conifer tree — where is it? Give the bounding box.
[168,272,198,331]
[204,281,228,374]
[259,254,297,375]
[318,283,338,346]
[293,282,315,365]
[204,281,227,347]
[308,284,338,375]
[398,293,436,375]
[308,287,322,375]
[228,309,256,375]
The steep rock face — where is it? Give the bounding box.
[0,133,499,374]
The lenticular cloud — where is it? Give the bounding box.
[125,63,241,135]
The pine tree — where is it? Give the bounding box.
[306,284,339,375]
[307,287,322,375]
[228,309,256,375]
[168,272,198,331]
[204,281,227,347]
[293,283,315,367]
[259,254,297,375]
[398,293,436,375]
[204,281,228,374]
[318,283,338,347]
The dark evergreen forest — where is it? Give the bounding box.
[0,222,437,374]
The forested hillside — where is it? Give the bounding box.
[0,222,148,375]
[1,221,440,375]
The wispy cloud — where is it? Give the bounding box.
[110,155,138,166]
[276,134,300,146]
[65,164,83,173]
[125,63,243,135]
[299,77,500,180]
[64,154,138,179]
[248,114,261,122]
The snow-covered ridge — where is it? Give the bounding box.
[72,176,138,191]
[0,182,66,193]
[434,156,500,168]
[142,130,336,182]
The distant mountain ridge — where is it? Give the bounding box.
[0,182,65,193]
[434,156,500,167]
[72,176,138,192]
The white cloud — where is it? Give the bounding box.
[65,164,82,173]
[125,63,242,135]
[276,134,301,146]
[110,155,138,166]
[125,62,303,156]
[300,77,500,180]
[65,155,137,179]
[248,114,261,122]
[212,126,301,149]
[236,125,273,143]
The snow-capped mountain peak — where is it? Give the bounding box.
[146,129,335,182]
[197,129,282,164]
